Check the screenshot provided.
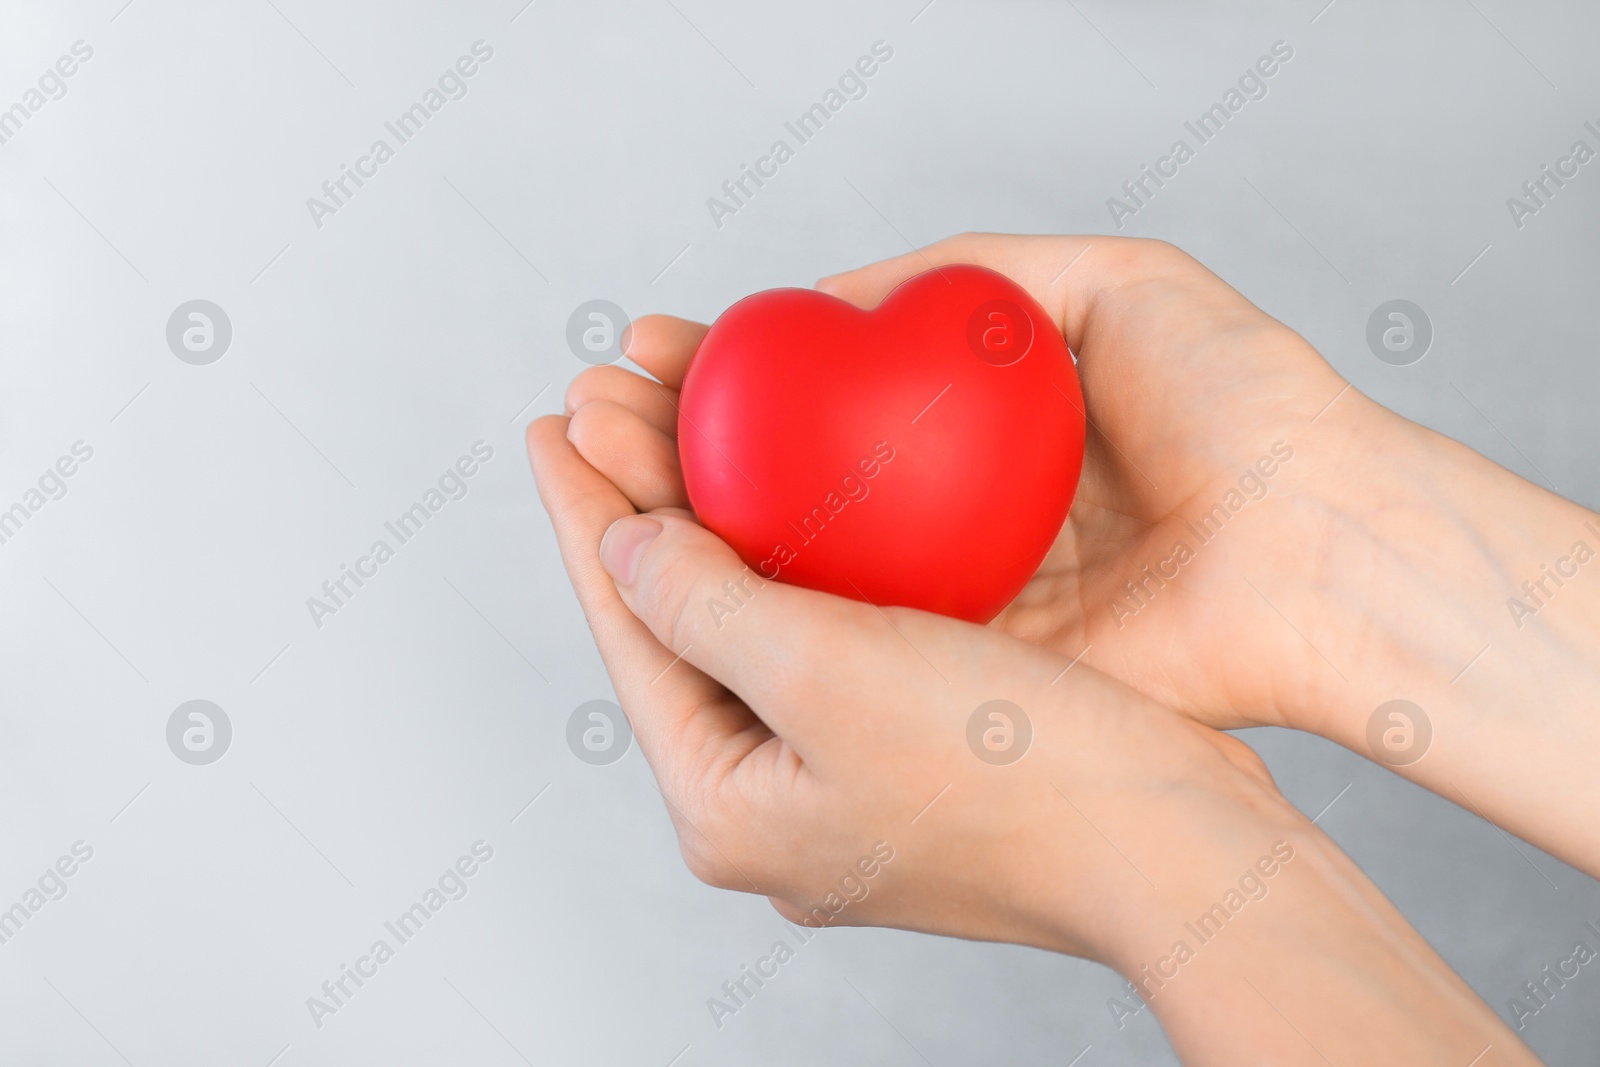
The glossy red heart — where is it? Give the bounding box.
[678,264,1085,623]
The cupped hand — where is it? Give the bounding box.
[813,235,1600,885]
[529,390,1295,962]
[562,236,1400,731]
[533,293,1542,1065]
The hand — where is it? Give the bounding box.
[528,373,1537,1064]
[815,234,1376,731]
[560,237,1384,731]
[818,234,1600,877]
[534,376,1286,956]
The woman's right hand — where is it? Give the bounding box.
[819,234,1600,879]
[540,282,1543,1066]
[568,232,1600,878]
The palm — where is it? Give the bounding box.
[569,236,1357,729]
[992,289,1350,726]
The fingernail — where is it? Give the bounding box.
[618,323,633,355]
[599,516,662,586]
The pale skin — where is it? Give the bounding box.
[528,233,1592,1064]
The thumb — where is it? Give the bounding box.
[598,510,879,737]
[816,232,1174,357]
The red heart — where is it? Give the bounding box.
[678,264,1085,623]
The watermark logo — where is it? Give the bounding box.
[1505,917,1600,1031]
[966,299,1033,366]
[1365,300,1432,366]
[166,700,232,765]
[305,41,495,230]
[166,300,232,365]
[1110,841,1296,1027]
[966,700,1032,766]
[0,841,94,948]
[706,842,894,1030]
[306,442,494,630]
[1506,520,1600,629]
[1365,699,1431,767]
[566,300,630,366]
[0,40,94,148]
[705,41,895,230]
[306,841,494,1029]
[1107,40,1294,229]
[1112,442,1294,629]
[707,567,766,630]
[1506,122,1600,230]
[0,440,93,548]
[755,441,896,581]
[567,699,631,765]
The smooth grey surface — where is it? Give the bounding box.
[2,1,1597,1064]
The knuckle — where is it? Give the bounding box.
[673,799,756,891]
[562,370,598,413]
[1131,236,1197,269]
[927,231,981,259]
[679,838,741,890]
[561,403,609,459]
[1087,237,1205,296]
[636,546,706,651]
[563,395,602,435]
[525,413,565,451]
[563,366,620,413]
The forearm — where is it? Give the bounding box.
[1002,690,1538,1066]
[1104,814,1539,1066]
[1286,403,1600,873]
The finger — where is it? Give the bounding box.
[525,415,761,774]
[596,510,966,752]
[565,365,679,436]
[565,399,689,513]
[623,314,708,390]
[816,232,1192,355]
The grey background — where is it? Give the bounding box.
[2,0,1597,1063]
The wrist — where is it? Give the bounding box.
[1274,404,1600,868]
[1100,817,1538,1065]
[1263,399,1527,736]
[1095,800,1308,986]
[1025,718,1313,968]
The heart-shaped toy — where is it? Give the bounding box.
[678,264,1086,623]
